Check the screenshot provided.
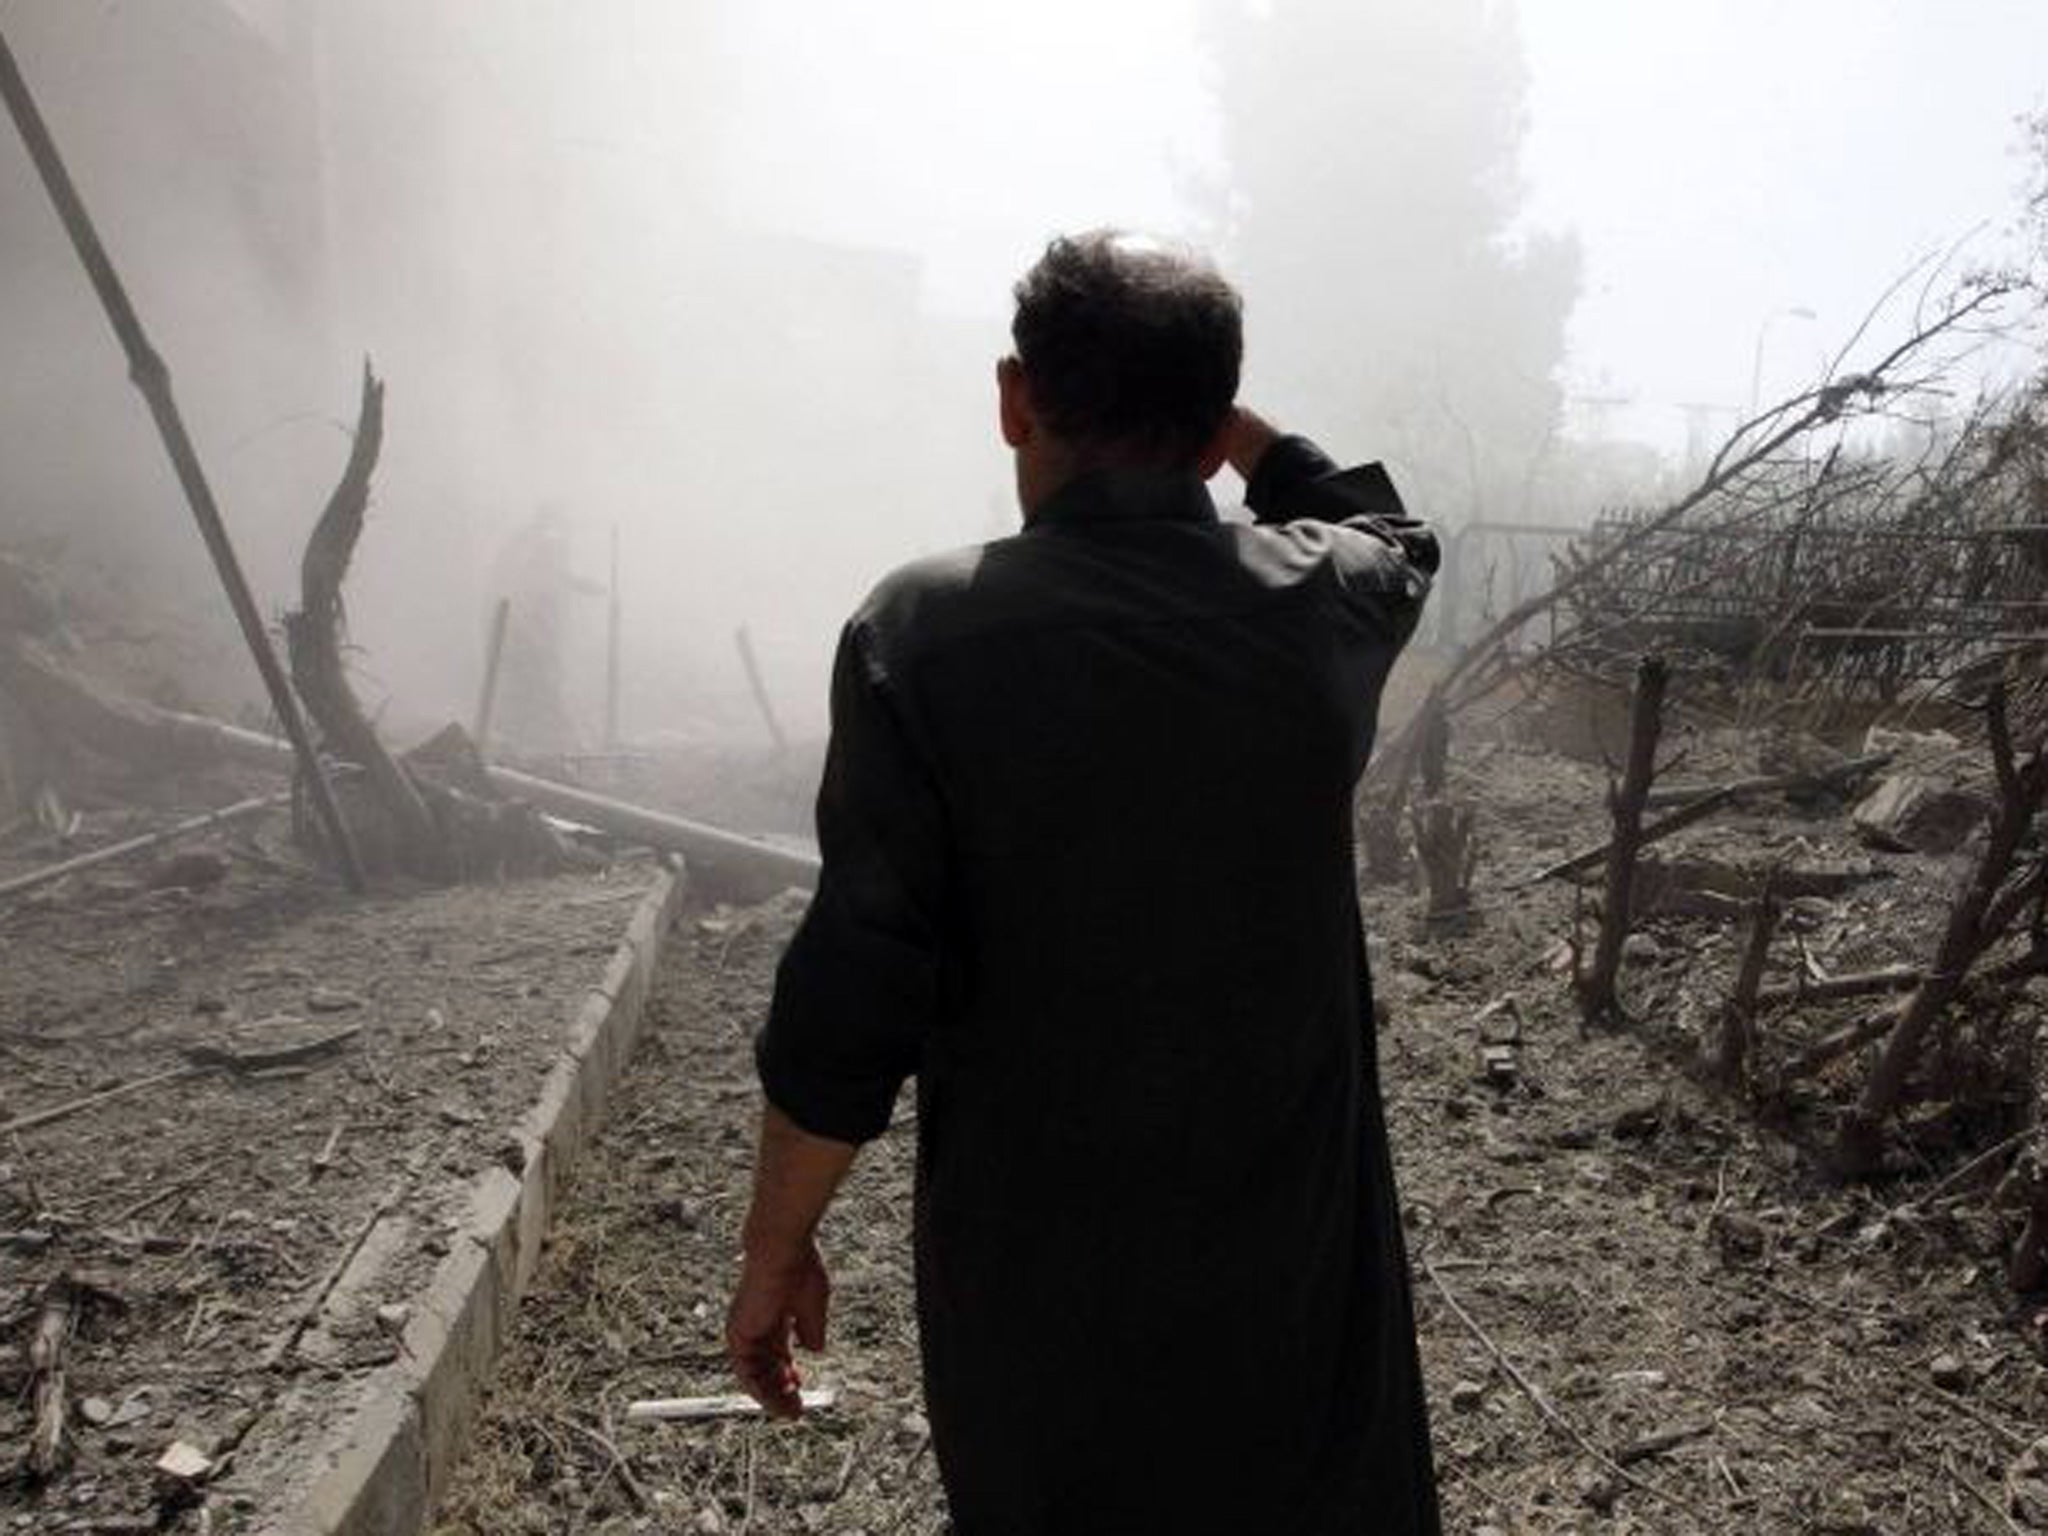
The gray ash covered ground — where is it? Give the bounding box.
[440,726,2048,1534]
[0,796,666,1533]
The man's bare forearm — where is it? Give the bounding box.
[742,1102,860,1263]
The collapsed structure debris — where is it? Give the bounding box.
[0,24,364,890]
[1371,273,2038,808]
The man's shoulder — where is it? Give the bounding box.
[849,533,1067,666]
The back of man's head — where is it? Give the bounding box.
[1011,231,1243,468]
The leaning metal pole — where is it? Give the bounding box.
[0,25,366,892]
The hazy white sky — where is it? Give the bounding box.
[1521,0,2048,449]
[719,0,2046,456]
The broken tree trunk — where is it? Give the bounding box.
[1411,796,1479,925]
[1409,699,1476,921]
[1714,876,1781,1088]
[1836,685,2048,1174]
[284,367,441,878]
[283,368,576,884]
[1643,752,1890,808]
[1576,655,1668,1024]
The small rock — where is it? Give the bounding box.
[1930,1352,1973,1391]
[79,1396,113,1427]
[105,1391,153,1429]
[694,1507,728,1534]
[1621,932,1662,965]
[154,1439,213,1484]
[375,1303,412,1333]
[307,988,366,1014]
[899,1410,930,1439]
[1449,1379,1486,1412]
[190,995,229,1016]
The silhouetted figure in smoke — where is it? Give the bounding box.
[727,232,1443,1534]
[487,504,598,756]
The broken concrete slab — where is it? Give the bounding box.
[1853,771,1991,855]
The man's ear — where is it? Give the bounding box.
[997,356,1034,449]
[1194,416,1232,481]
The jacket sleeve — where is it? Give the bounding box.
[755,622,946,1143]
[1245,433,1439,637]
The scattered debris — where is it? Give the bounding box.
[624,1388,838,1424]
[1852,771,1990,855]
[24,1275,78,1480]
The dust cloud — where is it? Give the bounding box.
[0,1,2041,753]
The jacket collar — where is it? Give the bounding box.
[1025,468,1219,531]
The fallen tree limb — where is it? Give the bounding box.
[0,636,273,774]
[1757,964,1921,1008]
[1,1066,206,1138]
[1523,783,1740,889]
[0,682,822,901]
[1777,945,2048,1084]
[181,1026,360,1075]
[0,790,290,904]
[1643,752,1890,808]
[1522,752,1894,889]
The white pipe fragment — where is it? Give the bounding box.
[625,1387,837,1424]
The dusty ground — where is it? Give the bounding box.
[438,712,2048,1535]
[0,782,665,1533]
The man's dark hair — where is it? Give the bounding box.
[1011,231,1243,465]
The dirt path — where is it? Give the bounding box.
[0,808,667,1532]
[440,745,2048,1535]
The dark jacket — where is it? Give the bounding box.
[759,436,1442,1535]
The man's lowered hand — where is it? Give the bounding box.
[726,1237,831,1419]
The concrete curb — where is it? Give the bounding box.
[283,861,688,1536]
